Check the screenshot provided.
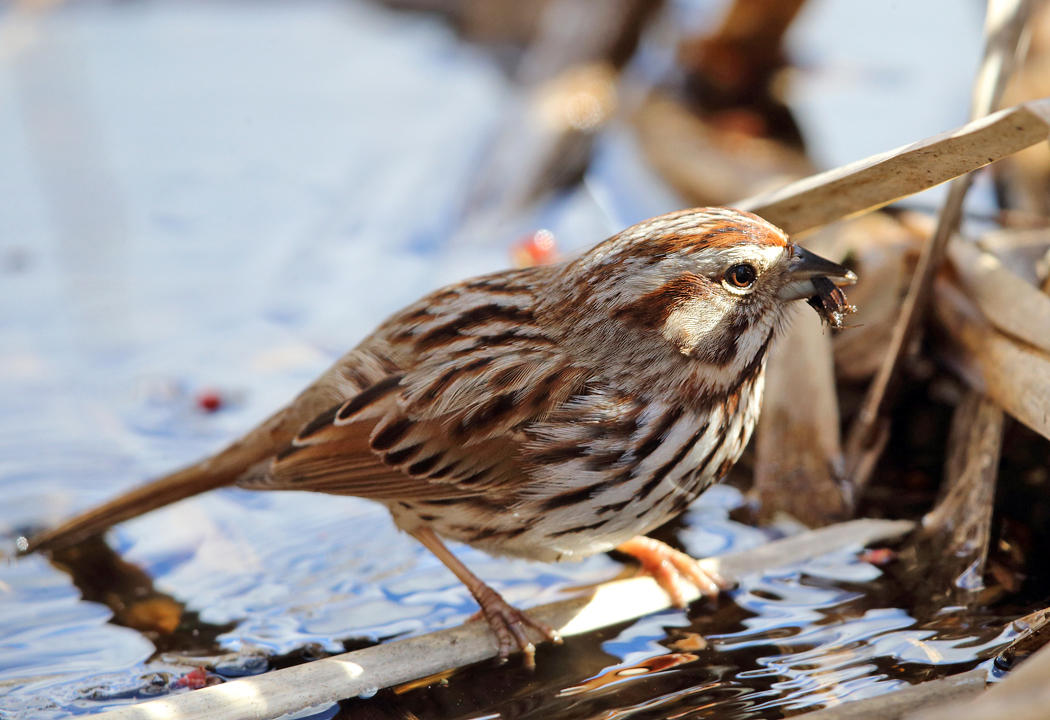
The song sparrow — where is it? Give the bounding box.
[25,207,855,665]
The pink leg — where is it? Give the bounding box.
[617,536,731,607]
[412,528,561,668]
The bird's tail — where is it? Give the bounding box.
[20,357,362,554]
[20,380,338,555]
[22,439,265,554]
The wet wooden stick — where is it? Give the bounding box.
[993,606,1050,670]
[87,519,913,720]
[898,393,1003,612]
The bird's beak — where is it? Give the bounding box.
[778,245,857,301]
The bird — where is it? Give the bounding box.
[24,206,856,666]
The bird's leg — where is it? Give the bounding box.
[616,536,731,608]
[411,528,561,668]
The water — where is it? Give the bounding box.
[0,1,1016,718]
[329,493,1019,719]
[0,481,1019,718]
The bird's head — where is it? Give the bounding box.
[558,207,855,389]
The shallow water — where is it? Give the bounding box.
[1,481,1021,719]
[0,1,1013,718]
[330,491,1021,720]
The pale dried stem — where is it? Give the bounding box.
[949,238,1050,354]
[788,670,986,720]
[736,99,1050,235]
[978,226,1050,286]
[933,279,1050,442]
[909,642,1050,720]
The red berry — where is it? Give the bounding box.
[175,667,211,690]
[860,548,897,566]
[511,229,559,267]
[196,390,222,412]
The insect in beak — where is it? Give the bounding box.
[777,245,857,302]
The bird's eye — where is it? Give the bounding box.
[724,263,757,290]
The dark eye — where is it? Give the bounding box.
[724,263,757,289]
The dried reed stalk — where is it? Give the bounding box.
[950,232,1050,355]
[789,670,986,720]
[737,98,1050,235]
[934,279,1050,442]
[910,642,1050,720]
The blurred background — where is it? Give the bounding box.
[4,1,1046,718]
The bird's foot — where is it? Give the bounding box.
[470,583,562,669]
[616,535,731,607]
[410,527,560,669]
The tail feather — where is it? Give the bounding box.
[24,390,338,554]
[23,443,261,554]
[21,351,385,555]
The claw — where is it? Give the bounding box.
[616,536,731,607]
[411,527,561,669]
[473,584,561,669]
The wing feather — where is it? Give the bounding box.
[239,277,593,502]
[241,357,585,500]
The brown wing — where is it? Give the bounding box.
[239,375,485,499]
[241,350,589,501]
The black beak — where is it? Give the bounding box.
[778,245,857,301]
